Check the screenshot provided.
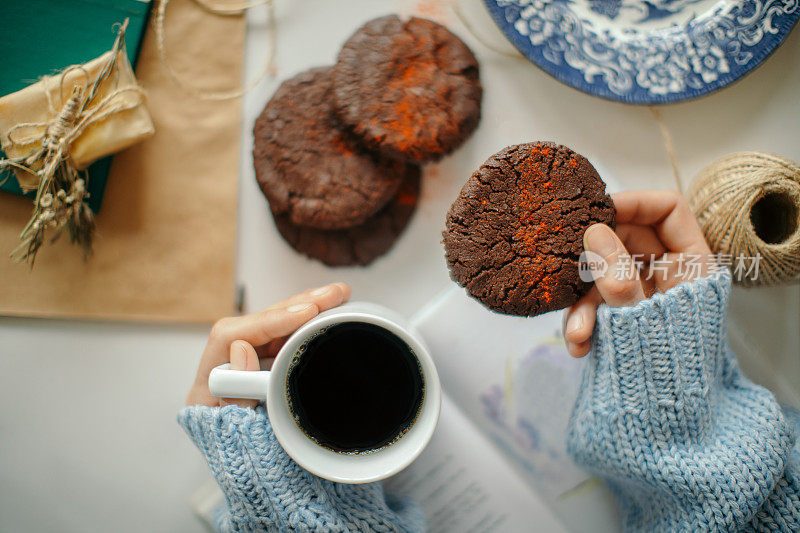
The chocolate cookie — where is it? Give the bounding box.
[253,67,410,230]
[332,15,482,163]
[274,168,421,267]
[443,142,615,316]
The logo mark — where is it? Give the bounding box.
[578,250,607,282]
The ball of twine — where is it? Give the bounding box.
[688,151,800,287]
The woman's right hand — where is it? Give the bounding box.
[564,190,713,357]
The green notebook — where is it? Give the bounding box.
[0,0,152,212]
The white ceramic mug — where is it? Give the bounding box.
[208,302,441,484]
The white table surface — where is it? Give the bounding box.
[1,1,798,531]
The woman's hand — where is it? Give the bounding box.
[186,282,351,408]
[564,190,712,357]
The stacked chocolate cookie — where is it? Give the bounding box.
[253,15,482,266]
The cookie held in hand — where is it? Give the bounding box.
[253,67,410,230]
[332,15,482,163]
[443,142,616,316]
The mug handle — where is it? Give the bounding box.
[209,363,270,401]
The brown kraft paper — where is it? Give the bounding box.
[0,0,244,323]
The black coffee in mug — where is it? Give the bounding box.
[286,322,425,453]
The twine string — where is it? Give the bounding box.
[68,86,145,144]
[0,19,143,264]
[56,66,90,113]
[46,87,84,149]
[687,151,800,287]
[648,106,682,192]
[154,0,277,101]
[5,20,145,165]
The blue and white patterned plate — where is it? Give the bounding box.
[484,0,800,104]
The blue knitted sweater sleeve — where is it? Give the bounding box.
[177,404,424,533]
[567,270,800,532]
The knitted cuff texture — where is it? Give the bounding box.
[567,270,798,531]
[178,404,423,532]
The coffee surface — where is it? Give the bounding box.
[286,322,424,453]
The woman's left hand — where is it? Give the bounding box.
[186,283,351,408]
